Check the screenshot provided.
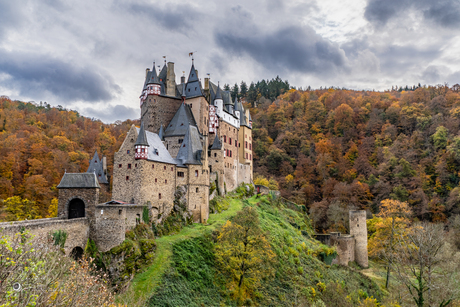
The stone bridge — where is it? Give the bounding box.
[0,217,89,257]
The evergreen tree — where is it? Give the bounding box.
[240,81,248,98]
[231,83,239,101]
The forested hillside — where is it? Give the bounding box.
[0,96,137,220]
[250,85,460,231]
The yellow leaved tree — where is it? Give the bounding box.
[215,206,275,302]
[368,199,412,289]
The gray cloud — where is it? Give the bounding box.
[0,1,24,39]
[0,49,121,102]
[118,1,201,32]
[365,0,460,28]
[215,25,349,77]
[81,104,138,123]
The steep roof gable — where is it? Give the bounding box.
[86,150,108,184]
[135,122,149,146]
[175,125,202,166]
[210,134,222,150]
[164,103,198,137]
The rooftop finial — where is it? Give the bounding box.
[189,51,197,64]
[163,55,166,64]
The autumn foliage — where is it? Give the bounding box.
[0,97,137,221]
[250,85,460,231]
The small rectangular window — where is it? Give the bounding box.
[196,188,199,193]
[171,167,173,171]
[155,178,157,183]
[127,150,130,154]
[195,170,198,177]
[229,138,232,145]
[135,163,137,168]
[214,153,217,157]
[152,164,154,169]
[178,139,183,144]
[119,164,122,168]
[178,171,184,177]
[165,179,167,184]
[159,193,161,199]
[223,135,226,143]
[126,176,129,180]
[128,164,131,169]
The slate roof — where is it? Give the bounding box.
[164,103,198,137]
[215,84,222,100]
[86,150,108,184]
[158,124,165,140]
[184,64,204,98]
[135,127,177,164]
[210,134,222,150]
[175,125,203,166]
[57,173,101,189]
[209,81,237,117]
[135,122,149,146]
[146,64,160,85]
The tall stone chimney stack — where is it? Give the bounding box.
[166,62,176,97]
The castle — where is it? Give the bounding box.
[0,59,253,255]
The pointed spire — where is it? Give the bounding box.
[147,64,160,85]
[158,124,165,141]
[215,84,222,100]
[187,64,199,83]
[135,122,149,147]
[210,134,222,150]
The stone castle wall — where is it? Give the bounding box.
[330,233,355,266]
[94,204,144,252]
[0,217,89,255]
[141,95,182,134]
[350,210,369,268]
[186,96,209,136]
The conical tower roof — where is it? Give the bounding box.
[164,103,198,137]
[146,63,160,85]
[176,125,202,165]
[135,122,149,146]
[210,134,222,150]
[215,84,222,100]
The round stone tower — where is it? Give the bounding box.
[349,210,368,268]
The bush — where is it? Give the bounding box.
[209,196,230,214]
[0,231,115,306]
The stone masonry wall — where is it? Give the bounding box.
[187,164,209,223]
[349,210,369,268]
[330,234,355,266]
[164,136,183,158]
[218,120,238,192]
[186,96,209,136]
[94,204,144,252]
[113,126,141,203]
[0,218,89,255]
[141,95,182,134]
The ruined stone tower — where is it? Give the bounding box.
[349,210,368,268]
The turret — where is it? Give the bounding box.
[135,122,149,160]
[349,210,368,268]
[140,63,161,106]
[214,84,223,116]
[234,96,241,120]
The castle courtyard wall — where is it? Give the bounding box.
[141,95,182,134]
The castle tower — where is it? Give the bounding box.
[140,62,182,133]
[57,173,100,240]
[349,210,368,268]
[134,122,149,160]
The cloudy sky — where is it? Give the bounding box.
[1,0,459,123]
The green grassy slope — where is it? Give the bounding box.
[119,194,382,306]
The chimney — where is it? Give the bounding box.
[166,62,176,96]
[204,78,209,90]
[145,68,150,78]
[102,156,107,175]
[181,76,185,84]
[195,69,198,79]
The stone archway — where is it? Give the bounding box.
[68,198,85,219]
[70,246,84,260]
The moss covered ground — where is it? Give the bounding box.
[118,194,383,306]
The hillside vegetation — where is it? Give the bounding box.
[118,193,382,307]
[0,97,136,220]
[250,86,460,231]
